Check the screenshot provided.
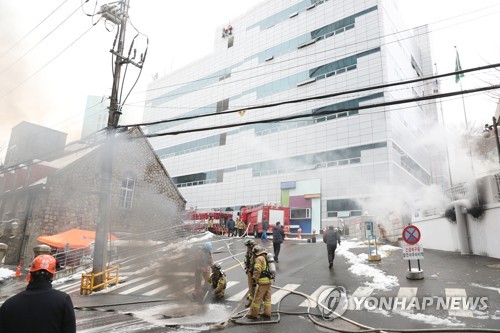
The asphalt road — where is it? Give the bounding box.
[2,234,499,332]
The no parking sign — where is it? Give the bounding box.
[402,225,421,245]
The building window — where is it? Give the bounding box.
[228,36,234,48]
[216,98,229,113]
[119,172,136,209]
[291,208,311,219]
[326,199,363,217]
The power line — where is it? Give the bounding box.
[132,84,500,138]
[121,63,500,129]
[0,24,96,101]
[121,3,500,105]
[0,0,72,60]
[0,2,88,76]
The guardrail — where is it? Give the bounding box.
[80,265,119,295]
[52,223,199,280]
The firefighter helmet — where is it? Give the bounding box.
[243,239,255,247]
[211,263,222,271]
[29,254,57,275]
[252,245,265,254]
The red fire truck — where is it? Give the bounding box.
[183,210,233,234]
[240,205,290,238]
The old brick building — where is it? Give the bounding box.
[0,127,186,265]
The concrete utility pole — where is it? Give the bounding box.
[93,0,131,288]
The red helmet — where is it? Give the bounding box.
[30,255,57,275]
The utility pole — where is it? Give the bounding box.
[93,0,131,288]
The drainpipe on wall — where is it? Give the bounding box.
[17,192,34,263]
[449,199,472,255]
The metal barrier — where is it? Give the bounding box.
[80,265,120,295]
[52,224,198,279]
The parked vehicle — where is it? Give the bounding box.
[240,205,290,238]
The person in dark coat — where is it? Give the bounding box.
[0,254,76,333]
[323,225,341,269]
[261,219,269,240]
[272,222,285,262]
[227,217,236,237]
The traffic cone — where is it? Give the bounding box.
[15,261,22,277]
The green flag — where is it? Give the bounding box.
[455,50,464,83]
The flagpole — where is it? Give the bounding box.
[455,46,479,206]
[435,63,453,187]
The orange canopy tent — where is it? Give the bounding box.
[37,228,116,249]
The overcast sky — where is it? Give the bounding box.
[0,0,499,163]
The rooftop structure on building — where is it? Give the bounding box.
[4,121,67,167]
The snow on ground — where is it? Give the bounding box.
[338,240,399,291]
[0,267,14,281]
[470,283,500,293]
[394,310,465,327]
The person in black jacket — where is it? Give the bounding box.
[272,222,285,262]
[323,225,341,269]
[0,254,76,333]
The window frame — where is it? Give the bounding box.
[119,172,136,209]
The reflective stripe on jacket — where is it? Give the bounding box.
[252,254,271,284]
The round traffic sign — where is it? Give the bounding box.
[402,225,421,245]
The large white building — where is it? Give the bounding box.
[143,0,448,233]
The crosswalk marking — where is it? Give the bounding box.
[47,278,496,322]
[226,281,239,289]
[55,281,81,292]
[227,288,249,301]
[143,285,169,296]
[120,278,163,295]
[166,272,193,277]
[445,288,473,317]
[103,276,148,293]
[299,285,335,307]
[348,286,374,310]
[396,287,418,311]
[271,284,300,305]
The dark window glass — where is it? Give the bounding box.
[228,36,234,48]
[327,199,363,212]
[220,133,227,145]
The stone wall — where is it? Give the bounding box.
[2,128,185,265]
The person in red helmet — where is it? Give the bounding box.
[0,254,76,333]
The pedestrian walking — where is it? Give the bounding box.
[261,219,269,240]
[272,222,285,263]
[0,254,76,333]
[248,245,273,319]
[193,242,214,299]
[227,217,235,237]
[243,239,256,307]
[323,225,341,269]
[209,263,227,300]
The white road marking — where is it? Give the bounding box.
[120,278,163,295]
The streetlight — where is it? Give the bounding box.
[482,116,500,163]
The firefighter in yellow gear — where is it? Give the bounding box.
[248,245,272,319]
[243,239,256,307]
[209,263,227,300]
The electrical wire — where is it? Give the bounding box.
[119,63,500,130]
[0,0,72,60]
[0,1,90,76]
[121,3,500,105]
[0,22,99,101]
